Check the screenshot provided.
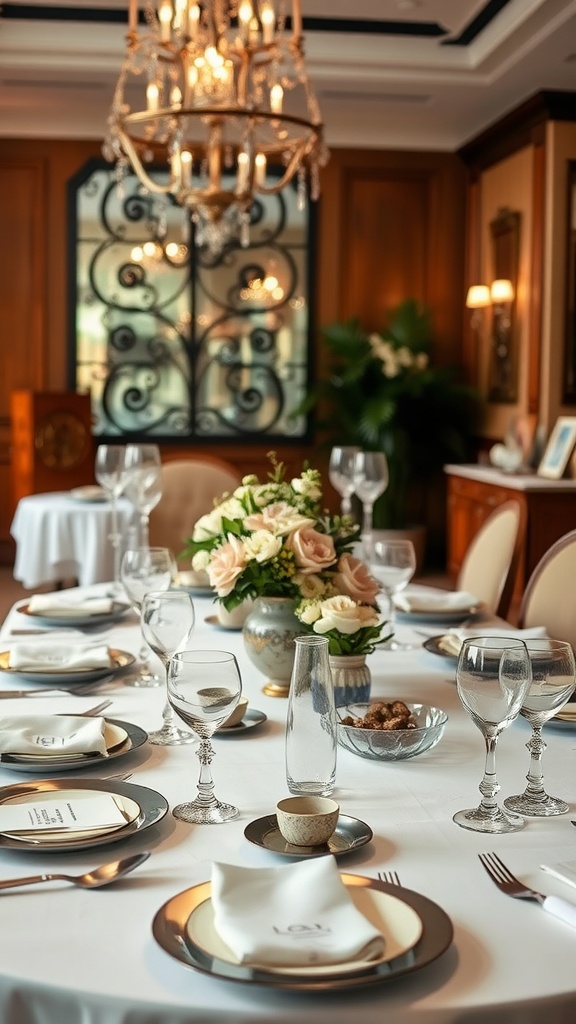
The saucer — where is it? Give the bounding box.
[244,812,373,857]
[422,636,458,660]
[215,709,267,734]
[204,615,242,632]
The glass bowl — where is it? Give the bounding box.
[337,702,448,761]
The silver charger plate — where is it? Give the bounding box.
[0,717,148,773]
[152,874,453,991]
[0,648,135,684]
[422,636,458,660]
[0,778,168,851]
[243,813,373,857]
[16,601,131,629]
[215,709,267,735]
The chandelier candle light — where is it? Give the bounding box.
[104,0,328,253]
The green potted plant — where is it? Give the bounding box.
[304,299,479,535]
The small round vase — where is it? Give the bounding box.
[329,654,372,709]
[242,596,302,698]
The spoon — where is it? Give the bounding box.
[0,851,150,891]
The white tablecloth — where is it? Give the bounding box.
[0,588,575,1023]
[10,492,137,588]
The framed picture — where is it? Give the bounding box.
[537,417,576,479]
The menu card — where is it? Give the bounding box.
[0,794,129,834]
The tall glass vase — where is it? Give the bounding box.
[242,596,302,697]
[285,635,337,796]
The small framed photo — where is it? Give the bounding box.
[537,417,576,479]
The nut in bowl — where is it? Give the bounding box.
[219,695,249,729]
[276,796,340,847]
[337,701,448,761]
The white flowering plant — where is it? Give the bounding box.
[186,455,391,653]
[295,594,393,656]
[299,300,478,529]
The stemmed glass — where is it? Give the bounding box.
[504,638,576,816]
[367,538,416,650]
[167,650,242,824]
[120,546,176,688]
[453,636,532,833]
[352,451,389,552]
[329,446,360,515]
[141,590,197,746]
[123,444,162,549]
[94,444,130,595]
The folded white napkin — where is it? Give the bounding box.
[8,644,111,672]
[211,857,385,967]
[27,594,115,617]
[437,626,549,658]
[0,715,108,758]
[394,588,478,614]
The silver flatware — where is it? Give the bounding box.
[378,870,401,886]
[79,700,113,717]
[478,852,576,927]
[0,676,115,699]
[0,851,150,891]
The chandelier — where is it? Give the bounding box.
[104,0,328,253]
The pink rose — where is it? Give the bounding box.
[333,554,379,604]
[285,527,336,575]
[208,534,246,597]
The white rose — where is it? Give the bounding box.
[297,601,322,625]
[294,572,326,599]
[192,507,223,541]
[313,595,379,635]
[191,550,210,571]
[291,470,322,502]
[243,529,282,563]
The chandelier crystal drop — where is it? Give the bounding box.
[103,0,328,254]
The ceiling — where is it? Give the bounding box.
[0,0,575,151]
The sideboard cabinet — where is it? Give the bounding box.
[445,465,576,612]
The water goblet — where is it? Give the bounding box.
[141,590,197,746]
[94,444,130,595]
[167,650,242,824]
[453,636,532,833]
[329,446,361,516]
[367,538,416,650]
[120,546,176,688]
[504,638,576,816]
[352,451,389,551]
[123,444,162,549]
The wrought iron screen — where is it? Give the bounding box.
[68,159,313,441]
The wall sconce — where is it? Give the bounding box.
[465,284,491,328]
[466,279,514,327]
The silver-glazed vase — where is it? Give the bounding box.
[242,596,301,697]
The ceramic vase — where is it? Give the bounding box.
[329,653,372,708]
[242,596,302,697]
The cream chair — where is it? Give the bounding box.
[457,499,525,619]
[148,456,242,569]
[518,528,576,649]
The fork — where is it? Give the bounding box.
[378,870,401,886]
[478,852,576,928]
[0,676,115,699]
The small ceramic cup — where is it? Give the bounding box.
[276,796,340,847]
[219,695,249,729]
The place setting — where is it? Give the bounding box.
[392,585,485,625]
[0,777,169,852]
[0,710,148,773]
[152,852,454,991]
[0,641,135,685]
[422,625,549,662]
[15,592,132,629]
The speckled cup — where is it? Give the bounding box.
[219,695,249,729]
[276,796,340,846]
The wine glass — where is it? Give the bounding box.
[167,650,242,824]
[367,538,416,650]
[453,636,532,833]
[329,446,361,515]
[123,444,162,549]
[504,638,576,816]
[141,590,197,746]
[352,451,389,552]
[120,546,176,687]
[94,444,130,595]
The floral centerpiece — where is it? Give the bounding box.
[186,454,391,660]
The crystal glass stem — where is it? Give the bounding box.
[149,665,195,746]
[478,733,500,816]
[139,511,150,549]
[109,493,122,594]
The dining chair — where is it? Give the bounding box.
[518,528,576,650]
[148,456,242,569]
[456,499,526,619]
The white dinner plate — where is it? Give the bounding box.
[0,648,135,683]
[16,601,131,629]
[152,874,454,990]
[0,717,148,772]
[1,788,141,843]
[69,486,108,503]
[0,778,168,851]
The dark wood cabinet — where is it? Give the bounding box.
[445,465,576,613]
